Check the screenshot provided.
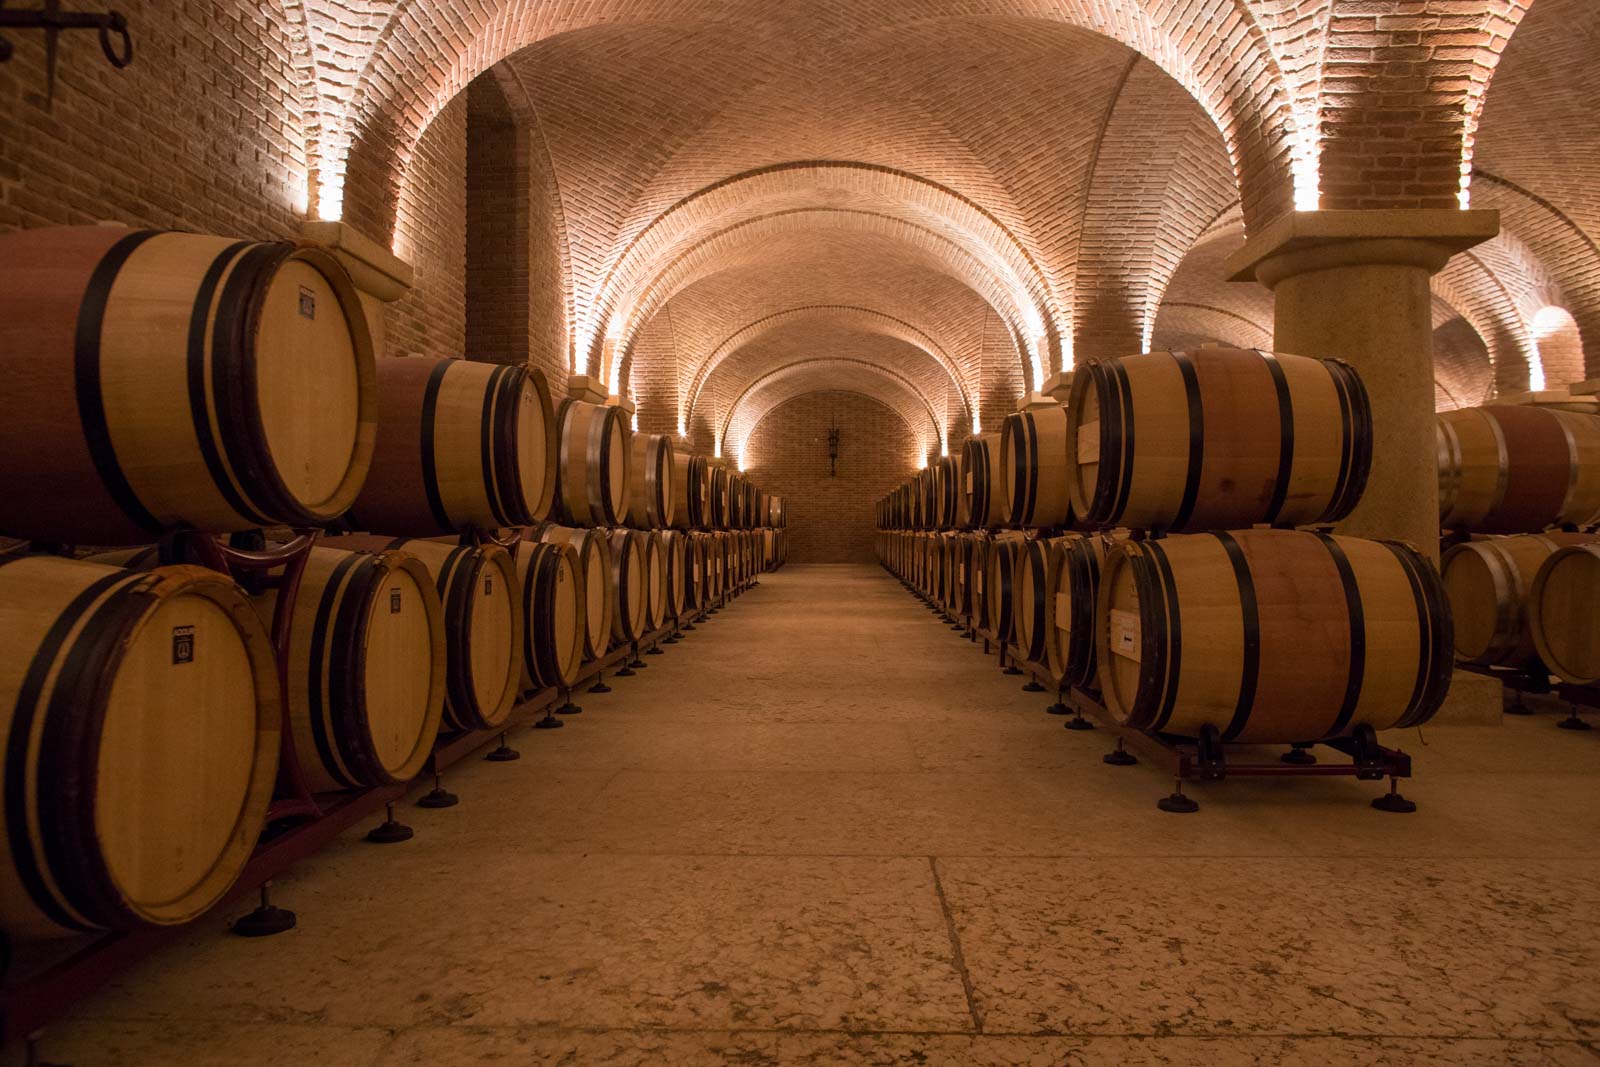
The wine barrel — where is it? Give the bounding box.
[532,524,614,661]
[0,556,279,938]
[337,536,520,732]
[769,495,786,528]
[1045,534,1109,691]
[554,400,630,526]
[671,450,709,530]
[627,433,677,529]
[708,466,731,529]
[608,528,648,646]
[1068,348,1371,533]
[1097,529,1451,742]
[515,540,586,691]
[1437,405,1600,534]
[0,227,376,544]
[984,533,1026,641]
[951,453,971,528]
[641,531,667,632]
[1000,406,1074,528]
[1014,536,1059,668]
[930,456,960,529]
[660,530,688,619]
[962,434,1006,527]
[351,358,556,535]
[683,532,706,609]
[1530,544,1600,684]
[264,545,444,791]
[1441,533,1600,668]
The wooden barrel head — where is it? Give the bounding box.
[1532,545,1600,685]
[359,556,445,779]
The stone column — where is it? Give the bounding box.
[1226,209,1499,559]
[300,220,413,359]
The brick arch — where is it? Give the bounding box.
[1073,57,1239,358]
[328,2,1304,241]
[725,359,942,463]
[1150,211,1274,357]
[680,307,972,433]
[593,163,1058,385]
[606,207,1039,396]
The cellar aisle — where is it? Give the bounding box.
[26,565,1600,1067]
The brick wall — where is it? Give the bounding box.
[0,0,306,238]
[387,95,465,361]
[743,392,918,565]
[466,75,529,366]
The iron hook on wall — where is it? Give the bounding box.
[0,0,134,103]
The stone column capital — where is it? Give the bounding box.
[300,220,414,302]
[565,374,609,404]
[1225,209,1500,289]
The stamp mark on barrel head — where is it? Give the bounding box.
[298,286,316,319]
[390,589,402,614]
[483,576,493,595]
[172,625,195,665]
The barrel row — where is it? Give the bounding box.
[880,348,1374,537]
[877,526,1453,745]
[0,226,785,548]
[0,520,785,942]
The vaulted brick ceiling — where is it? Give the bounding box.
[284,0,1592,437]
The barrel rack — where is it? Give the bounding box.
[1455,661,1595,730]
[0,529,758,1052]
[899,562,1418,815]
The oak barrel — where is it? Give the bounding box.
[1014,536,1060,669]
[671,449,710,530]
[554,400,631,526]
[642,530,667,632]
[984,533,1026,641]
[1000,406,1074,528]
[661,530,689,619]
[351,358,556,535]
[0,556,279,938]
[1045,534,1109,691]
[627,433,677,529]
[260,545,444,791]
[515,540,586,692]
[1441,533,1600,668]
[1068,349,1371,533]
[338,536,520,732]
[1437,405,1600,534]
[0,227,376,544]
[961,434,1007,528]
[1530,544,1600,684]
[1097,529,1452,742]
[532,524,614,661]
[708,466,731,529]
[608,528,648,645]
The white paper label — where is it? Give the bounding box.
[1054,592,1071,630]
[1110,608,1140,661]
[965,471,974,492]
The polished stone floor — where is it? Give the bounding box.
[19,565,1600,1065]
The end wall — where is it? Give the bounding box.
[743,392,917,564]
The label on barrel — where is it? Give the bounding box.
[1055,592,1071,630]
[483,576,493,595]
[1076,422,1100,464]
[390,589,403,614]
[172,625,195,665]
[297,286,316,319]
[965,472,973,492]
[1109,608,1140,661]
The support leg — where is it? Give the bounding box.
[1281,743,1317,766]
[1022,679,1045,692]
[231,881,296,937]
[1103,738,1137,766]
[1557,708,1592,731]
[555,688,583,716]
[416,772,459,809]
[365,801,414,844]
[485,731,520,761]
[1157,778,1200,814]
[1063,706,1094,731]
[1371,775,1418,813]
[590,672,613,691]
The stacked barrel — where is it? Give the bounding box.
[1438,403,1600,691]
[0,224,786,947]
[880,348,1455,751]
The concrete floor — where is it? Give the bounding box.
[20,564,1600,1066]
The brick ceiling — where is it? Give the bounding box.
[285,0,1591,444]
